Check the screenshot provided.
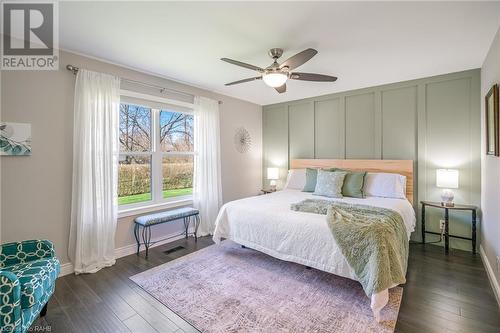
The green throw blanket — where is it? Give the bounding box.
[291,199,408,296]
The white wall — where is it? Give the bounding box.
[481,25,500,299]
[1,50,262,265]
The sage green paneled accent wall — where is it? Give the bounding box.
[289,103,314,160]
[381,87,416,160]
[263,105,289,181]
[346,93,380,159]
[262,69,481,251]
[314,99,344,158]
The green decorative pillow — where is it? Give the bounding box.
[302,168,318,192]
[330,168,367,198]
[313,170,347,198]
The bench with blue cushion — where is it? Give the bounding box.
[134,207,200,257]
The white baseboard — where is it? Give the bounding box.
[480,245,500,307]
[59,229,194,277]
[59,262,74,277]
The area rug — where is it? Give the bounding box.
[130,241,403,333]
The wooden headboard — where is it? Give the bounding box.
[290,159,414,204]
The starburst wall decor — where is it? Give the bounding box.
[234,127,252,153]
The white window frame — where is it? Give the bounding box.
[118,90,195,217]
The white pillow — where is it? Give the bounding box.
[363,172,407,199]
[284,169,306,190]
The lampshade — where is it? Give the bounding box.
[262,73,288,88]
[436,169,459,189]
[267,167,279,180]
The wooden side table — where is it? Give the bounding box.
[420,201,477,254]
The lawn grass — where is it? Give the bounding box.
[118,187,193,206]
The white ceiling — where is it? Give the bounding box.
[59,1,500,105]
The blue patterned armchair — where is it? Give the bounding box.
[0,240,60,333]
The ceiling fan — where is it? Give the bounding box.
[221,48,337,94]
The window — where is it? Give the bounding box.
[160,110,194,199]
[118,99,194,208]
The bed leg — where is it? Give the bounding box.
[373,309,381,323]
[370,289,389,323]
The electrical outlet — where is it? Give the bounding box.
[439,219,445,230]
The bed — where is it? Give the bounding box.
[212,159,416,321]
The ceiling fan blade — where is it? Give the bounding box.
[274,84,286,94]
[225,76,262,86]
[221,58,264,72]
[290,72,337,82]
[279,48,318,70]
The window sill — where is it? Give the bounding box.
[118,198,193,219]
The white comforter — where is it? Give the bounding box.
[212,189,416,321]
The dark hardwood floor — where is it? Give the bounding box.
[31,237,500,333]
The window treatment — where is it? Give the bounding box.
[68,69,120,274]
[193,96,223,236]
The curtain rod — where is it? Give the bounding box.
[66,64,223,105]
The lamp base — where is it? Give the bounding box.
[440,189,455,207]
[270,180,277,191]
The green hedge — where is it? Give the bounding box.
[118,162,193,197]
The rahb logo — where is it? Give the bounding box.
[1,1,59,70]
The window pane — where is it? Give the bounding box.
[120,104,152,152]
[160,110,194,152]
[118,155,152,205]
[162,156,193,198]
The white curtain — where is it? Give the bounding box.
[69,69,120,274]
[193,96,223,236]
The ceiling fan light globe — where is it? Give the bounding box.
[263,73,288,88]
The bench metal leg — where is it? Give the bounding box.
[183,217,189,239]
[134,224,141,255]
[142,225,152,258]
[194,214,200,242]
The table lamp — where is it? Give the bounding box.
[267,167,279,191]
[436,169,459,207]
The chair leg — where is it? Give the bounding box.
[40,303,48,317]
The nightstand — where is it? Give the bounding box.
[260,189,277,195]
[420,201,477,254]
